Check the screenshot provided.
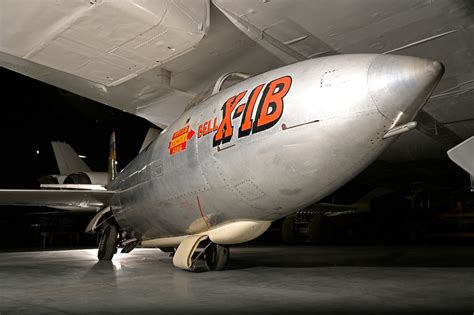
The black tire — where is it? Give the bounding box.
[159,247,175,253]
[98,225,118,261]
[308,215,333,244]
[204,243,229,271]
[281,216,296,244]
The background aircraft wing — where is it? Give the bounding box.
[310,203,358,213]
[0,189,115,212]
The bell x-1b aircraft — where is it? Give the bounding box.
[2,0,471,271]
[0,53,444,271]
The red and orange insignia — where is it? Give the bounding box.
[168,125,195,155]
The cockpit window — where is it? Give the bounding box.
[185,82,215,112]
[184,72,250,112]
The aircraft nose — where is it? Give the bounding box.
[368,55,444,124]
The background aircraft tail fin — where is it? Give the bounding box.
[447,136,474,191]
[447,136,474,176]
[108,132,117,184]
[51,141,91,175]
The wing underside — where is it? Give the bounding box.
[1,0,473,158]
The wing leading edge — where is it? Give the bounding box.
[0,189,115,212]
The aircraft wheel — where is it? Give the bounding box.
[308,215,333,244]
[281,216,296,244]
[204,243,229,271]
[98,225,119,261]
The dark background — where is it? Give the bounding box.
[0,67,153,249]
[0,67,153,188]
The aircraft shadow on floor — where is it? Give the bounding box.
[224,246,474,270]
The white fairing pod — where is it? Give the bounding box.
[208,221,272,245]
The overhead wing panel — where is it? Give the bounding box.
[3,0,472,147]
[0,51,194,127]
[213,0,474,161]
[0,0,209,87]
[0,3,283,128]
[213,0,337,63]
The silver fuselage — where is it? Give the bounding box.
[109,54,443,243]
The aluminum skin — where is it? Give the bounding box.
[109,54,444,244]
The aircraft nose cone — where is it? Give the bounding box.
[368,55,444,124]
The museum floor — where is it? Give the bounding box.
[1,245,474,314]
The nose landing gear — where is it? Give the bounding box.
[97,224,119,261]
[189,242,229,272]
[173,235,230,272]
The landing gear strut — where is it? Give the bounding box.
[97,224,118,261]
[173,235,229,271]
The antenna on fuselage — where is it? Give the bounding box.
[108,132,117,184]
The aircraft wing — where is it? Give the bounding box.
[309,203,358,213]
[0,189,115,212]
[1,0,473,157]
[0,0,283,128]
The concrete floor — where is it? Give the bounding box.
[1,246,474,314]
